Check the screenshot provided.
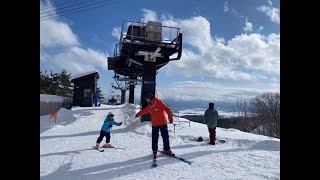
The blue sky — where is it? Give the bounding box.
[40,0,280,103]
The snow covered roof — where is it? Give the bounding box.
[70,70,99,81]
[40,94,69,102]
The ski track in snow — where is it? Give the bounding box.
[40,104,280,180]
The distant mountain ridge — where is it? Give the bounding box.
[162,99,234,112]
[132,99,234,112]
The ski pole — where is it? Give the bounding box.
[110,128,116,150]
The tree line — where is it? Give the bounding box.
[180,92,280,139]
[232,92,280,138]
[40,69,104,101]
[40,69,73,97]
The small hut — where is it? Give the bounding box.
[71,70,100,107]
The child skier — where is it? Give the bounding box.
[94,112,122,149]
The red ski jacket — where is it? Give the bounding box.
[136,97,173,126]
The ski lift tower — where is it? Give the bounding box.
[114,74,141,104]
[112,83,130,104]
[108,20,182,122]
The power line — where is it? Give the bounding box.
[40,0,126,21]
[41,0,103,14]
[40,0,113,18]
[40,0,79,11]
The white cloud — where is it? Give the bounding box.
[40,1,80,47]
[224,1,229,12]
[112,27,121,39]
[225,33,279,73]
[258,26,264,31]
[157,81,280,102]
[40,0,53,11]
[91,34,104,44]
[231,9,241,18]
[257,3,280,24]
[40,19,80,47]
[223,2,243,18]
[40,0,110,75]
[171,28,277,79]
[41,47,109,75]
[243,17,253,32]
[161,15,213,53]
[141,8,158,22]
[137,9,279,81]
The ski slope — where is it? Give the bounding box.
[40,104,280,180]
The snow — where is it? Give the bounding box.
[179,109,237,117]
[40,103,280,180]
[70,70,98,81]
[40,94,67,102]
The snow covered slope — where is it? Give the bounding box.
[40,103,280,180]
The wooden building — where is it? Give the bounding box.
[71,71,100,107]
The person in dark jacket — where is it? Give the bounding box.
[94,91,98,107]
[203,102,219,145]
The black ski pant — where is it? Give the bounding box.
[96,130,110,144]
[152,124,170,152]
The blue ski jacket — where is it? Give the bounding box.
[101,117,121,132]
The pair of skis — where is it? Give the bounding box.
[192,137,226,144]
[92,146,192,166]
[92,146,126,152]
[92,146,105,152]
[152,151,193,167]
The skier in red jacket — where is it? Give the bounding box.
[135,93,174,157]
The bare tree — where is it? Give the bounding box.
[233,98,250,117]
[250,93,280,138]
[232,98,253,131]
[231,93,280,138]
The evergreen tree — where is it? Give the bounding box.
[40,69,73,97]
[50,71,60,94]
[40,70,53,94]
[58,69,73,97]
